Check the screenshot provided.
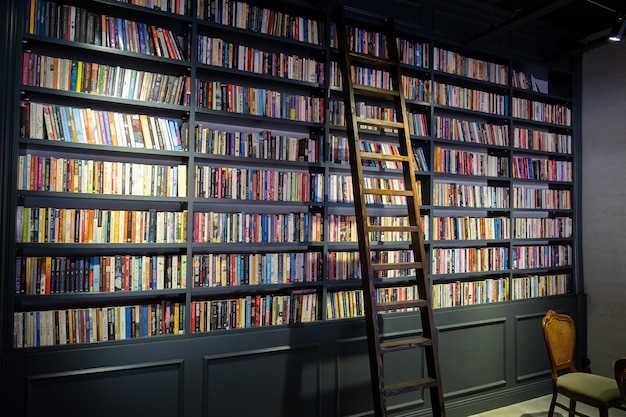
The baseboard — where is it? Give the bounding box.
[407,379,553,417]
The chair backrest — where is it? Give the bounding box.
[542,310,577,379]
[613,358,626,403]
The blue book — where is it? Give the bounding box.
[126,307,131,339]
[100,111,112,146]
[35,311,41,347]
[245,296,252,328]
[137,22,146,55]
[59,106,73,142]
[72,107,85,143]
[69,61,78,91]
[168,120,181,150]
[151,255,157,289]
[92,257,100,292]
[85,309,91,342]
[142,305,149,337]
[116,18,125,51]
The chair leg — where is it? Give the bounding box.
[569,398,576,417]
[548,391,558,417]
[599,406,608,417]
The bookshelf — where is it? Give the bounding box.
[2,0,581,416]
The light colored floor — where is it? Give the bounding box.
[469,394,626,417]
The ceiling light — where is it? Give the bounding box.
[609,17,626,42]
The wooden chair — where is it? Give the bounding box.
[542,310,622,417]
[614,358,626,405]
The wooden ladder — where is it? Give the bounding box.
[334,6,445,417]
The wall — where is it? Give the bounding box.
[582,43,626,378]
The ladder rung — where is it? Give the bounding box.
[363,188,412,196]
[348,51,394,66]
[371,261,423,271]
[360,152,410,162]
[356,116,404,130]
[353,84,401,99]
[380,336,432,353]
[366,225,421,233]
[384,377,438,397]
[376,299,429,312]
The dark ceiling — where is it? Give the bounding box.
[463,0,625,55]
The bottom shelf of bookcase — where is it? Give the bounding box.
[1,294,583,417]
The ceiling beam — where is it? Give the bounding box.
[466,0,577,45]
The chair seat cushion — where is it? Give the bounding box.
[558,372,622,403]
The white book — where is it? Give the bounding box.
[178,164,187,197]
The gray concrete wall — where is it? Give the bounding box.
[582,43,626,378]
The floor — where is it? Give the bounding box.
[469,394,626,417]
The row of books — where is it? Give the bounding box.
[432,183,510,208]
[193,127,319,162]
[328,175,408,205]
[327,136,429,171]
[327,101,429,136]
[328,100,395,129]
[511,70,547,93]
[512,217,573,239]
[512,157,573,182]
[327,289,364,319]
[435,116,510,147]
[192,252,322,287]
[198,36,323,83]
[330,65,431,103]
[345,25,387,58]
[114,0,190,15]
[190,295,292,331]
[510,274,571,300]
[511,245,572,269]
[22,53,191,106]
[326,286,421,319]
[433,47,508,85]
[192,212,323,243]
[194,167,324,202]
[328,250,417,281]
[18,154,187,197]
[26,1,187,60]
[329,26,429,68]
[397,38,430,68]
[431,246,509,275]
[21,102,186,151]
[326,214,427,243]
[511,97,572,126]
[434,82,508,115]
[513,127,572,154]
[431,216,511,241]
[16,207,187,244]
[16,254,186,295]
[433,147,509,177]
[13,302,185,348]
[432,277,509,309]
[196,81,325,123]
[328,135,394,167]
[408,112,430,136]
[512,188,572,210]
[197,0,324,45]
[330,62,391,89]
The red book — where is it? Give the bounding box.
[123,255,130,291]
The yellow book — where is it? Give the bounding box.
[173,303,180,334]
[138,114,153,149]
[28,0,36,34]
[112,210,120,243]
[76,61,83,93]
